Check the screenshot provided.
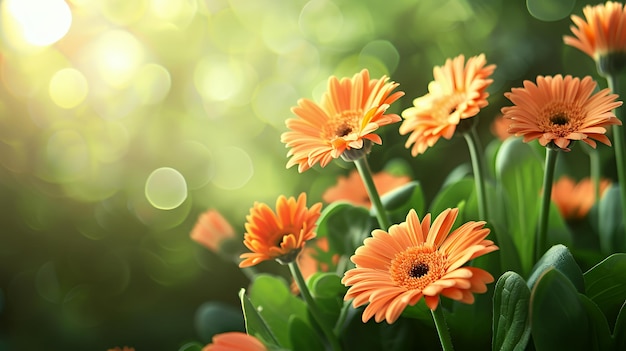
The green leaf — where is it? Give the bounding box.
[375,181,425,225]
[288,315,325,351]
[177,342,203,351]
[578,293,613,351]
[239,288,281,347]
[614,301,626,350]
[308,272,347,299]
[429,177,477,222]
[530,268,592,351]
[399,298,432,324]
[492,271,531,351]
[316,202,375,257]
[596,185,625,254]
[495,137,543,276]
[194,301,244,342]
[583,253,626,328]
[526,244,584,293]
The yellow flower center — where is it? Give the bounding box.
[429,93,465,122]
[540,102,585,136]
[322,110,363,141]
[389,245,448,291]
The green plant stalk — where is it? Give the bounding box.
[333,300,351,336]
[289,261,342,351]
[606,74,626,236]
[431,306,455,351]
[588,147,601,204]
[354,157,391,230]
[464,128,489,221]
[536,147,559,261]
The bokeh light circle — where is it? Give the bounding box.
[299,0,343,43]
[526,0,575,22]
[49,68,89,109]
[145,167,188,210]
[2,0,72,47]
[210,146,253,190]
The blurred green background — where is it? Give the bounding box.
[0,0,616,349]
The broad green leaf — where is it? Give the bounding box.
[526,244,584,293]
[530,268,591,350]
[288,315,325,351]
[239,288,281,347]
[194,301,244,342]
[596,185,625,254]
[495,137,543,276]
[546,202,573,247]
[247,274,310,349]
[399,298,432,324]
[578,293,613,351]
[492,271,531,351]
[308,272,347,299]
[429,177,477,222]
[583,253,626,327]
[316,202,374,257]
[614,301,626,350]
[374,181,425,225]
[177,342,203,351]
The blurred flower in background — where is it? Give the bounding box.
[552,176,612,220]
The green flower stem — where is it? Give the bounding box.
[536,147,559,261]
[463,128,489,221]
[588,147,601,203]
[605,74,626,236]
[354,157,391,230]
[333,300,351,336]
[431,306,455,351]
[289,261,342,351]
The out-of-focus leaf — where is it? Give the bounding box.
[495,137,543,276]
[308,272,347,299]
[194,301,245,342]
[595,185,626,254]
[429,177,477,222]
[177,342,203,351]
[530,268,591,350]
[288,315,325,351]
[526,244,584,293]
[316,202,375,257]
[374,181,425,225]
[583,253,626,328]
[578,293,613,351]
[492,271,531,351]
[399,298,432,324]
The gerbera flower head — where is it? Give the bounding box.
[342,208,498,324]
[564,1,626,75]
[552,176,612,220]
[281,69,404,172]
[502,75,622,151]
[191,210,236,253]
[399,54,496,156]
[202,332,267,351]
[322,170,412,208]
[239,193,322,267]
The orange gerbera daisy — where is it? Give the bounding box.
[202,332,267,351]
[239,193,322,267]
[342,208,498,324]
[281,69,404,172]
[191,210,236,253]
[322,170,412,208]
[399,54,496,156]
[502,75,622,150]
[564,2,626,64]
[552,176,612,220]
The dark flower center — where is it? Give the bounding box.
[550,114,569,125]
[409,262,429,278]
[337,124,352,137]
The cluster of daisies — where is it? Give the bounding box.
[187,2,626,351]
